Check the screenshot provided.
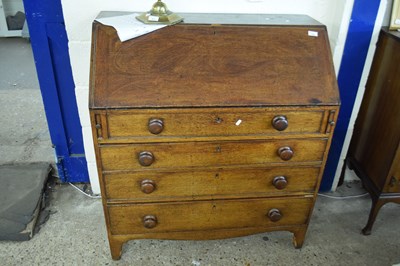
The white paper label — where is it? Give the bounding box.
[308,30,319,37]
[95,14,167,42]
[148,15,159,22]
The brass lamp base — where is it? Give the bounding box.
[136,0,183,25]
[136,12,183,25]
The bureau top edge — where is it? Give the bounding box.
[89,103,340,110]
[96,11,324,27]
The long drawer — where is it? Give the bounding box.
[104,167,320,201]
[108,197,313,235]
[103,108,327,138]
[100,139,327,171]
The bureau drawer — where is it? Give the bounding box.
[104,167,320,201]
[108,197,313,235]
[95,108,329,141]
[100,139,327,171]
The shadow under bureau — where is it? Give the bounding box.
[89,12,340,260]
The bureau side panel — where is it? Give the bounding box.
[384,144,400,193]
[349,31,400,190]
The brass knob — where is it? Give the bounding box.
[268,209,282,222]
[143,215,158,229]
[278,147,294,161]
[141,180,156,194]
[148,119,164,134]
[272,116,288,131]
[138,151,154,166]
[273,176,288,190]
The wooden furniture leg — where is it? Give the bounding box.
[362,199,386,235]
[292,228,307,248]
[109,238,125,260]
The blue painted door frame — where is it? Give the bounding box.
[320,0,381,191]
[23,0,89,182]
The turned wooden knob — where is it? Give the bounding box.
[143,215,157,229]
[278,146,294,161]
[138,151,154,166]
[140,180,156,194]
[268,208,282,222]
[148,119,164,134]
[273,176,288,190]
[272,116,288,131]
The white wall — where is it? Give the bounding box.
[2,0,24,16]
[0,0,24,36]
[61,0,353,194]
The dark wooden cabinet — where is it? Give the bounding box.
[89,12,339,260]
[343,28,400,235]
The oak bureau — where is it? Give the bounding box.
[89,12,340,260]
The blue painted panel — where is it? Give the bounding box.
[23,0,89,182]
[46,23,85,155]
[320,0,381,191]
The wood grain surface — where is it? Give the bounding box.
[89,14,340,260]
[100,139,327,171]
[90,23,339,109]
[349,29,400,192]
[104,166,320,201]
[108,197,313,235]
[104,107,326,139]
